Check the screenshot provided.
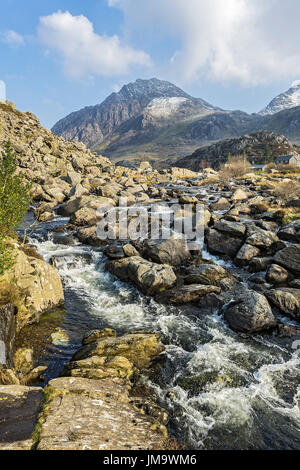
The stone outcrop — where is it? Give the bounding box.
[155,284,221,305]
[33,330,168,451]
[107,256,176,295]
[0,101,113,203]
[70,331,164,369]
[144,237,190,267]
[176,131,298,171]
[266,288,300,320]
[274,245,300,276]
[235,244,260,267]
[35,377,167,451]
[223,291,277,333]
[0,385,43,450]
[206,229,243,259]
[182,264,233,288]
[0,243,64,330]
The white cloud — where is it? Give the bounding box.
[38,10,151,78]
[1,30,24,46]
[109,0,300,86]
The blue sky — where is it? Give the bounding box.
[1,0,300,129]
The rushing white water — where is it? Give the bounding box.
[27,223,300,450]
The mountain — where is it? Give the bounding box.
[52,78,224,160]
[52,78,300,163]
[259,81,300,115]
[175,131,298,171]
[52,78,218,151]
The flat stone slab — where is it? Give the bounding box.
[0,385,43,450]
[36,377,166,451]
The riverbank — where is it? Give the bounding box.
[0,102,300,449]
[1,171,299,449]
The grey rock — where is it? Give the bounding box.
[223,291,277,333]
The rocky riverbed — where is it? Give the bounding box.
[1,102,300,450]
[1,171,300,450]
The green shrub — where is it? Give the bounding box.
[0,141,32,273]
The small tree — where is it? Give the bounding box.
[264,144,273,164]
[0,141,32,273]
[219,154,250,182]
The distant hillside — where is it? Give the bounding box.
[258,106,300,145]
[175,131,299,171]
[52,78,300,163]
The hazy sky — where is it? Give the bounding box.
[1,0,300,128]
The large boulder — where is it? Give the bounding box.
[206,229,242,259]
[265,288,300,321]
[155,284,221,305]
[231,188,249,202]
[223,291,277,333]
[58,195,115,217]
[235,244,260,267]
[182,264,232,288]
[278,220,300,243]
[248,257,274,273]
[274,245,300,276]
[77,226,106,247]
[245,225,279,249]
[70,207,99,226]
[214,220,246,238]
[98,183,122,199]
[266,264,290,285]
[144,237,190,267]
[70,331,164,371]
[0,244,64,330]
[107,256,176,296]
[210,197,231,211]
[35,376,167,451]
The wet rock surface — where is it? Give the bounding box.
[34,330,168,450]
[223,291,277,333]
[0,243,64,330]
[36,377,167,451]
[1,100,300,450]
[266,288,300,320]
[0,385,43,450]
[107,256,177,295]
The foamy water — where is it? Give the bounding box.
[27,223,300,450]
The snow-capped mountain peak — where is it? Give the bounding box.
[145,97,190,118]
[259,81,300,115]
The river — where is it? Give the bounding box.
[20,182,300,450]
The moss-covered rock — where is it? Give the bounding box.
[71,331,164,370]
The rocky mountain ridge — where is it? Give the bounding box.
[51,78,300,162]
[259,81,300,115]
[175,131,299,171]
